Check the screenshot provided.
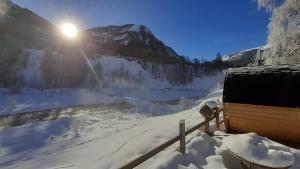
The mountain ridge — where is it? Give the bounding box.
[85,24,184,63]
[0,0,262,90]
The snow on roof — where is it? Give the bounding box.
[226,64,300,75]
[222,133,295,168]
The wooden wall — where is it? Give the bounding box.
[223,103,300,144]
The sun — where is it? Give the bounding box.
[61,23,78,38]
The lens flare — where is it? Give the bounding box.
[61,23,78,38]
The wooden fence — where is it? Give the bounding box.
[119,107,223,169]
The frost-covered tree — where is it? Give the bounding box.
[0,0,9,18]
[256,0,276,12]
[256,0,300,64]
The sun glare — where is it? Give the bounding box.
[61,23,78,38]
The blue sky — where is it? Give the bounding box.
[12,0,271,60]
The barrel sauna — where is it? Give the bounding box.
[223,64,300,144]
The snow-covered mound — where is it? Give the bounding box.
[151,132,300,169]
[222,133,294,168]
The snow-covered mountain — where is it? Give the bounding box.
[221,37,299,67]
[86,24,182,63]
[0,0,224,90]
[221,46,269,67]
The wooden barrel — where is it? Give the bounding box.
[223,64,300,144]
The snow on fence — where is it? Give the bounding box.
[119,107,223,169]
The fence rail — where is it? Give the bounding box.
[119,107,223,169]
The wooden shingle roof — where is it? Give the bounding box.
[223,64,300,108]
[226,64,300,75]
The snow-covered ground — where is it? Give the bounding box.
[0,88,217,115]
[1,89,300,169]
[0,90,222,169]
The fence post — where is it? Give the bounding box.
[215,108,220,129]
[205,117,209,133]
[179,119,185,154]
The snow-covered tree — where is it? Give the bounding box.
[0,0,9,18]
[256,0,276,12]
[256,0,300,64]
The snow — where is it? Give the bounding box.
[0,96,210,168]
[150,133,223,169]
[90,55,224,90]
[121,40,129,45]
[128,24,141,32]
[221,45,270,66]
[0,87,221,115]
[17,49,45,88]
[14,49,223,92]
[149,132,300,169]
[113,33,127,41]
[256,0,300,65]
[0,0,9,17]
[221,46,265,62]
[1,54,224,115]
[0,89,114,115]
[1,89,300,169]
[222,133,295,168]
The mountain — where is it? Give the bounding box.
[0,0,183,64]
[0,0,224,90]
[86,24,183,64]
[221,46,269,67]
[0,0,55,87]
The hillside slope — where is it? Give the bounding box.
[222,46,268,67]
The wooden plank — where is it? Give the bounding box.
[224,103,300,143]
[230,125,300,143]
[224,111,298,122]
[229,121,298,137]
[224,103,300,123]
[226,105,300,127]
[229,118,300,130]
[228,119,300,135]
[228,106,300,118]
[224,103,300,113]
[226,103,300,119]
[223,110,231,132]
[228,113,300,126]
[185,116,214,136]
[179,120,185,154]
[228,116,300,134]
[228,108,300,120]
